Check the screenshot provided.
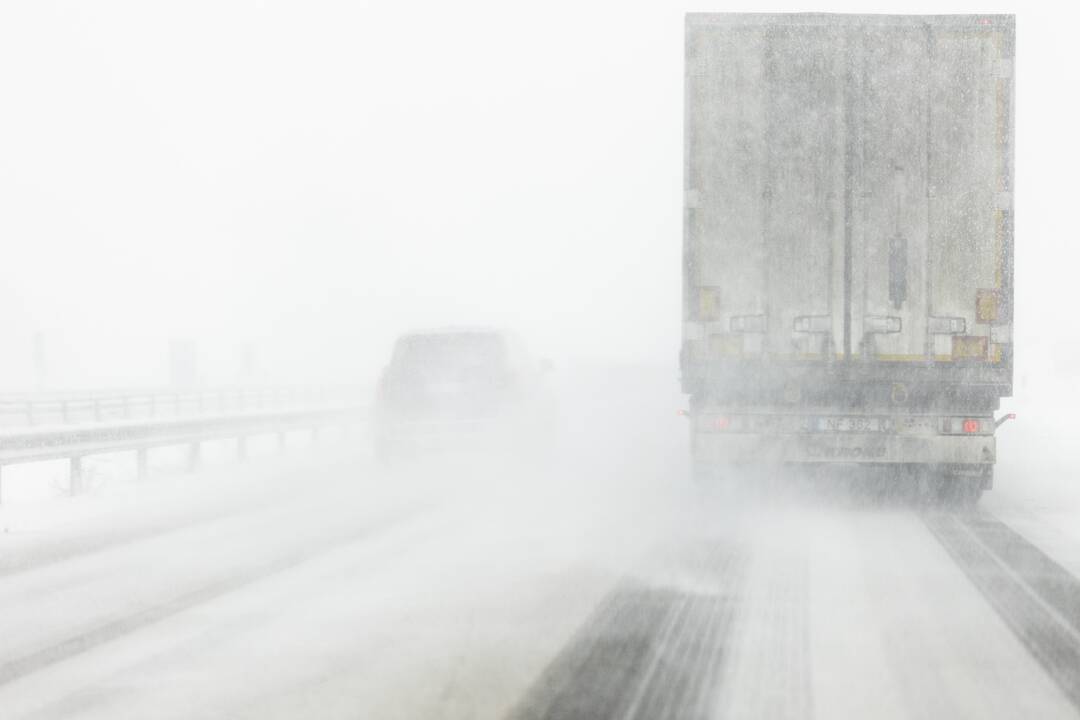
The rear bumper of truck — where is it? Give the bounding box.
[693,428,995,466]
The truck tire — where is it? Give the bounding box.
[932,470,986,508]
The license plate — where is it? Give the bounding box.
[815,416,892,433]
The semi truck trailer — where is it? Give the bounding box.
[681,14,1014,501]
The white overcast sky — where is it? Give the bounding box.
[0,1,1075,394]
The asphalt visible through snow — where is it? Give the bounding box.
[3,459,1080,719]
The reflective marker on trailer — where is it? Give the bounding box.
[963,418,980,434]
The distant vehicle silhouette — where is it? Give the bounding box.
[374,328,553,462]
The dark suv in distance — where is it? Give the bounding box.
[374,328,552,461]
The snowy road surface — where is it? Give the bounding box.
[3,459,1080,719]
[0,369,1077,719]
[510,506,1080,720]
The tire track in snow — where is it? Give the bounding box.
[924,511,1080,712]
[506,542,747,720]
[718,550,813,720]
[0,503,430,687]
[0,453,369,579]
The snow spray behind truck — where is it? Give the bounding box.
[681,14,1014,501]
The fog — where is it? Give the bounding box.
[0,2,1075,394]
[2,2,1080,719]
[0,0,685,388]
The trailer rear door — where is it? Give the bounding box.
[684,15,1013,376]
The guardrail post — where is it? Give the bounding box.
[70,456,83,494]
[197,393,205,414]
[94,399,103,422]
[174,394,181,416]
[136,448,149,482]
[61,400,70,424]
[25,401,34,425]
[123,396,131,419]
[148,395,155,418]
[0,465,4,505]
[187,442,201,472]
[4,405,361,495]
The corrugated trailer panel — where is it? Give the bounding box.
[684,22,845,362]
[852,27,933,361]
[762,26,843,360]
[683,14,1013,396]
[927,27,1014,364]
[684,26,770,348]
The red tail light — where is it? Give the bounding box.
[713,417,731,431]
[962,418,980,433]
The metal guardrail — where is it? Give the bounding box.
[0,386,363,427]
[0,405,367,502]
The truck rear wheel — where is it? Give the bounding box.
[930,479,980,508]
[927,468,988,508]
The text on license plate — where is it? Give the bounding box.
[815,416,893,433]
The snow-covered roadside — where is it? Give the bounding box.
[0,431,371,574]
[0,446,695,720]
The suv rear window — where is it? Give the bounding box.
[391,333,507,380]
